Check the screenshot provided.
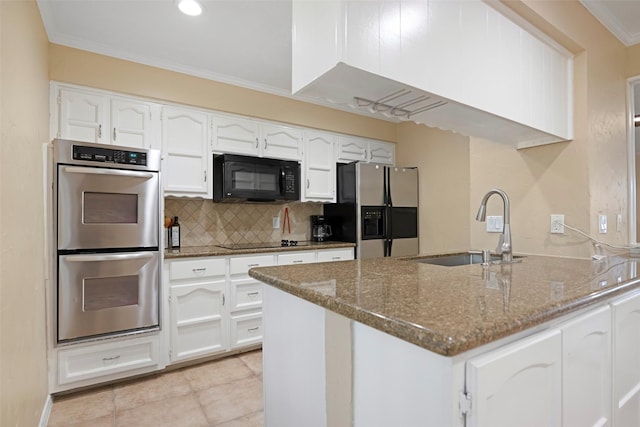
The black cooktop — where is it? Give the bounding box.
[217,240,310,250]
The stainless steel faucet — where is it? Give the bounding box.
[476,189,512,263]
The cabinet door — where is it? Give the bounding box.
[303,131,336,202]
[110,98,158,149]
[212,115,260,156]
[162,106,211,197]
[466,329,562,427]
[612,290,640,426]
[368,140,395,165]
[336,136,368,163]
[562,306,611,427]
[169,281,228,363]
[57,87,108,143]
[261,123,303,160]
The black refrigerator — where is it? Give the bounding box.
[324,162,419,259]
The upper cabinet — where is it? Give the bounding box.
[302,131,336,202]
[336,136,395,165]
[162,106,211,198]
[212,115,302,161]
[52,83,161,150]
[292,0,573,149]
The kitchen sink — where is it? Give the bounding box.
[408,251,522,267]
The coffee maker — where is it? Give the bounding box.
[311,215,332,242]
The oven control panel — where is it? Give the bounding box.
[73,145,147,166]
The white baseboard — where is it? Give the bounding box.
[38,395,53,427]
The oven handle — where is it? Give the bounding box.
[62,166,156,180]
[65,252,156,262]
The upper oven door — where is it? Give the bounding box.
[57,165,159,250]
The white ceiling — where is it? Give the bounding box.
[37,0,640,100]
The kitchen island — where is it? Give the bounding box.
[249,253,640,427]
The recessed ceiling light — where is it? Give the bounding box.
[178,0,203,16]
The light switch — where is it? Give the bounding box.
[486,215,503,233]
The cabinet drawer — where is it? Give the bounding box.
[230,254,275,275]
[277,251,317,265]
[169,257,226,281]
[58,336,159,385]
[316,248,354,263]
[231,312,263,348]
[231,279,263,311]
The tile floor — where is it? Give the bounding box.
[47,350,263,427]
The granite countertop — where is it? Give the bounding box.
[164,241,356,259]
[248,253,640,356]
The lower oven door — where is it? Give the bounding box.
[58,251,159,342]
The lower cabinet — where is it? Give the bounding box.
[165,247,354,365]
[612,290,640,426]
[466,305,612,427]
[168,257,228,363]
[51,334,161,393]
[229,254,276,350]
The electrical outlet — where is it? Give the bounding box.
[599,214,607,234]
[550,214,564,234]
[272,216,280,229]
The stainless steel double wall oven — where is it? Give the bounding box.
[53,139,162,343]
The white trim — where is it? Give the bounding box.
[627,76,640,245]
[38,395,53,427]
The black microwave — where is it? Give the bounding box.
[213,153,300,203]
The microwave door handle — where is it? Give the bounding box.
[65,252,155,262]
[62,166,155,180]
[279,168,285,193]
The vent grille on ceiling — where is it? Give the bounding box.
[352,89,448,120]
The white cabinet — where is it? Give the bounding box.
[336,136,395,165]
[277,251,317,266]
[302,131,336,202]
[466,329,562,427]
[162,106,211,197]
[612,290,640,426]
[228,254,276,349]
[316,248,354,263]
[336,136,367,163]
[368,140,395,165]
[212,115,302,161]
[167,257,228,363]
[52,334,160,393]
[52,84,160,149]
[562,305,611,427]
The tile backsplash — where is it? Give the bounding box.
[164,199,324,247]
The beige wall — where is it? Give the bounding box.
[0,1,50,426]
[396,122,471,253]
[469,0,630,258]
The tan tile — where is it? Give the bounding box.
[214,410,264,427]
[48,388,114,426]
[198,377,263,425]
[48,414,114,427]
[113,370,192,411]
[239,350,263,376]
[115,394,207,427]
[183,356,255,392]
